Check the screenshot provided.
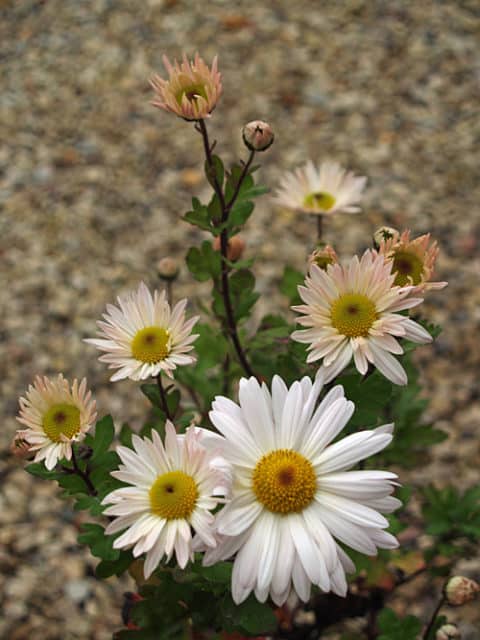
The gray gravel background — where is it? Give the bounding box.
[1,1,479,638]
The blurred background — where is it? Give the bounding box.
[1,0,479,638]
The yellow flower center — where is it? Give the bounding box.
[304,191,336,211]
[176,83,207,105]
[131,327,170,364]
[149,471,198,520]
[252,449,316,514]
[42,403,81,442]
[330,293,377,338]
[391,250,424,286]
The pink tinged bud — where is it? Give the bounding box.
[373,226,400,248]
[308,244,338,270]
[445,576,480,606]
[157,257,180,281]
[10,431,34,461]
[242,120,274,152]
[212,235,246,262]
[436,624,461,640]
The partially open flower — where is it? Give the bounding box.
[436,624,461,640]
[378,230,448,292]
[273,161,367,216]
[10,430,35,461]
[213,235,246,262]
[373,226,400,249]
[16,375,97,470]
[242,120,274,152]
[445,576,480,606]
[308,244,338,271]
[150,53,222,121]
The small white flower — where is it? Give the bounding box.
[203,375,399,605]
[103,422,229,578]
[292,250,432,385]
[85,282,199,381]
[16,374,97,470]
[273,160,367,216]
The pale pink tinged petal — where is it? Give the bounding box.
[175,533,191,569]
[44,444,60,470]
[292,554,312,602]
[208,410,261,464]
[271,518,296,597]
[190,510,216,548]
[353,341,369,374]
[105,513,145,536]
[202,530,250,566]
[316,491,389,528]
[288,513,329,590]
[278,381,304,449]
[313,431,392,473]
[330,561,348,597]
[320,342,352,382]
[256,511,280,592]
[370,335,403,355]
[386,296,424,312]
[164,421,181,468]
[302,504,338,573]
[314,505,377,555]
[113,513,157,549]
[301,397,355,460]
[369,529,399,549]
[216,499,263,537]
[336,544,356,573]
[402,318,433,344]
[238,377,275,451]
[144,526,170,578]
[271,375,289,427]
[362,496,402,513]
[369,343,408,385]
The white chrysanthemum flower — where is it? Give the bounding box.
[103,422,229,578]
[203,375,400,605]
[16,375,97,470]
[85,282,199,381]
[292,250,432,385]
[273,161,367,216]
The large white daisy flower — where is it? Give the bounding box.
[203,375,400,605]
[292,250,432,385]
[85,282,199,381]
[16,374,97,470]
[273,161,367,216]
[103,422,229,578]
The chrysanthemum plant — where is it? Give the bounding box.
[15,54,479,640]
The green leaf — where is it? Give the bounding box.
[96,550,133,578]
[204,155,224,189]
[336,372,393,429]
[183,205,212,232]
[73,494,104,516]
[377,608,422,640]
[26,462,62,480]
[90,415,115,461]
[119,422,133,447]
[280,265,304,305]
[228,200,254,229]
[221,594,277,635]
[78,523,120,561]
[186,241,222,282]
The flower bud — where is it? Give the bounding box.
[242,120,274,152]
[157,257,180,282]
[445,576,480,606]
[10,431,34,461]
[308,244,338,271]
[213,235,246,262]
[373,226,399,249]
[436,624,461,640]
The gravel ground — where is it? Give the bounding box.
[1,1,479,638]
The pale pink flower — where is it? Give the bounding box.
[103,422,229,578]
[16,375,97,470]
[292,250,432,385]
[85,282,199,382]
[150,53,222,121]
[378,230,447,293]
[273,161,366,216]
[308,244,338,271]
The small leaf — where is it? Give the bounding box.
[90,415,115,461]
[280,265,304,305]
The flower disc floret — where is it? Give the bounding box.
[149,470,198,519]
[330,294,377,338]
[131,327,170,364]
[42,403,81,442]
[304,191,336,211]
[252,449,316,514]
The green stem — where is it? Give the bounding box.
[156,373,174,421]
[70,446,97,496]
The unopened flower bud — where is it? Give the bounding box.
[157,257,180,282]
[436,624,461,640]
[308,244,338,271]
[10,431,34,461]
[373,226,399,249]
[242,120,274,152]
[213,235,246,262]
[445,576,480,606]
